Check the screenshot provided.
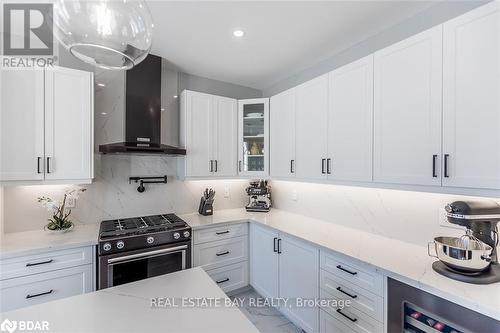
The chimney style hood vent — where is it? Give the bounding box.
[99,54,186,155]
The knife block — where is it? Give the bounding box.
[198,197,213,216]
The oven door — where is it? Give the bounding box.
[99,241,191,289]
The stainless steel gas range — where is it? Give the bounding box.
[97,214,192,289]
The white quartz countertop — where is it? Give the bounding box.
[0,223,99,259]
[180,209,500,321]
[0,267,258,333]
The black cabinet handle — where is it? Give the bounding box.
[273,237,278,252]
[336,265,357,275]
[216,278,229,284]
[26,289,53,299]
[277,238,282,254]
[336,309,357,322]
[37,157,42,174]
[215,230,229,235]
[290,160,295,174]
[432,155,438,178]
[46,157,52,173]
[321,158,326,174]
[216,251,229,256]
[26,259,53,267]
[336,287,357,299]
[214,160,218,172]
[444,154,450,178]
[327,158,332,174]
[209,160,213,172]
[238,160,242,172]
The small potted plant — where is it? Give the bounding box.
[38,186,86,233]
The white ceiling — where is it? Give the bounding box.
[147,1,437,90]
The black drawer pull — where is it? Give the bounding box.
[216,251,229,256]
[273,237,278,252]
[216,278,229,284]
[277,238,282,254]
[336,265,357,275]
[337,309,357,322]
[336,287,358,299]
[432,154,438,178]
[215,230,229,235]
[26,289,53,299]
[444,154,450,178]
[321,158,326,174]
[26,259,53,267]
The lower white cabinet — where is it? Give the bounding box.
[193,223,249,293]
[0,246,95,313]
[250,223,319,332]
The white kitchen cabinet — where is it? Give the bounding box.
[0,67,93,183]
[44,67,93,181]
[249,223,279,299]
[250,224,319,333]
[328,55,374,182]
[180,90,237,178]
[295,74,329,180]
[270,88,296,178]
[238,98,269,176]
[279,233,319,333]
[373,26,442,186]
[0,69,45,181]
[442,1,500,189]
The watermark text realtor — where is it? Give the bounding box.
[2,3,57,68]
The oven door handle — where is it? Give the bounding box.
[107,245,188,264]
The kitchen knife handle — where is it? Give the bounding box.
[444,154,450,178]
[432,154,438,178]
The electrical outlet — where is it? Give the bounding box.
[224,186,230,198]
[438,207,462,230]
[292,189,298,201]
[66,197,76,208]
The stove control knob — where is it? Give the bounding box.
[103,243,112,251]
[183,231,190,238]
[116,241,124,249]
[147,236,154,244]
[173,232,181,240]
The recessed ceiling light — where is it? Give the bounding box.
[101,112,107,115]
[160,108,165,112]
[173,95,178,99]
[97,83,106,87]
[233,30,244,37]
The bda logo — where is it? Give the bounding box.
[0,319,17,333]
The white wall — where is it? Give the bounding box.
[271,180,500,247]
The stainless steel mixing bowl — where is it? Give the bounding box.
[428,236,493,272]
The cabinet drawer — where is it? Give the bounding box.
[320,250,384,296]
[322,288,383,333]
[320,269,383,322]
[194,223,248,244]
[194,236,248,270]
[320,309,356,333]
[0,264,93,312]
[205,261,248,293]
[0,246,94,280]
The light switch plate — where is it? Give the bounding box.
[292,189,298,201]
[224,186,230,198]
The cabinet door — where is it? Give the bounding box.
[249,223,279,299]
[295,74,329,180]
[182,91,214,177]
[270,88,296,178]
[328,55,374,182]
[279,234,319,333]
[442,2,500,189]
[44,67,93,181]
[373,26,442,186]
[0,69,45,181]
[213,96,237,177]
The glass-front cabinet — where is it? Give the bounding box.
[238,98,269,176]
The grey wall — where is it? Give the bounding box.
[262,0,490,96]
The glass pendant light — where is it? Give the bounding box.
[52,0,154,70]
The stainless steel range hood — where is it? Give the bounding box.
[99,54,186,155]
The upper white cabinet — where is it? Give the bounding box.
[295,74,329,180]
[373,26,443,186]
[0,67,94,184]
[180,90,237,178]
[238,98,269,176]
[270,88,296,178]
[442,1,500,189]
[328,55,374,182]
